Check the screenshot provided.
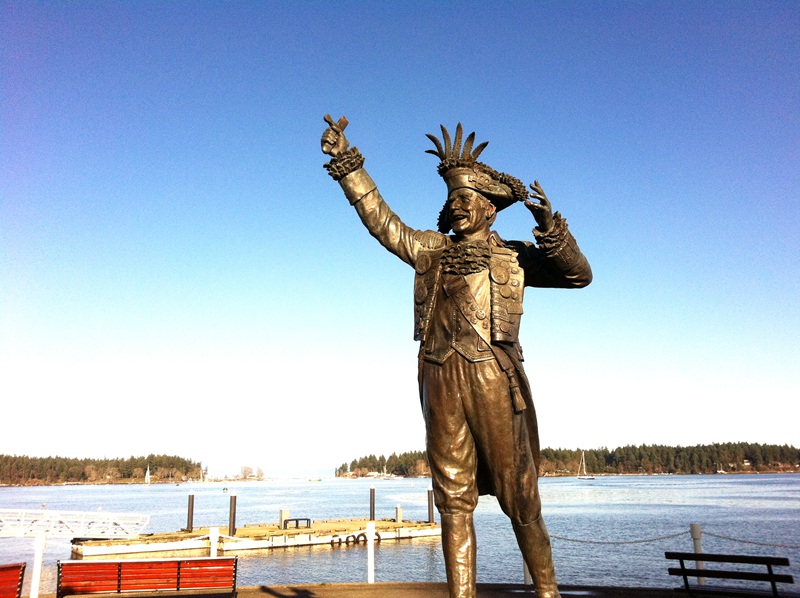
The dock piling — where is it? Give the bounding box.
[690,523,705,585]
[228,494,237,536]
[186,492,194,532]
[366,521,375,584]
[209,527,219,557]
[427,488,434,523]
[30,530,46,598]
[370,487,376,521]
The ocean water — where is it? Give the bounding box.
[1,474,798,593]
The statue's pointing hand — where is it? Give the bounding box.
[321,114,350,157]
[525,180,555,233]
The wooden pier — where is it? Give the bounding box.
[71,517,441,559]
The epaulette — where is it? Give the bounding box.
[414,230,448,249]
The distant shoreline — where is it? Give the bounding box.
[339,443,800,479]
[1,469,797,488]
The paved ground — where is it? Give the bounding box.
[38,582,798,598]
[239,583,689,597]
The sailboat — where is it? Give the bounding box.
[578,451,595,480]
[144,465,151,486]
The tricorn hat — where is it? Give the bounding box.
[426,123,529,233]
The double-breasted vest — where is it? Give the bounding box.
[413,236,525,361]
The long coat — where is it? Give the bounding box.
[337,167,592,494]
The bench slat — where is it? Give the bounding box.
[666,552,791,567]
[668,567,794,584]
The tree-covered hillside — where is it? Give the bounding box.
[0,454,203,485]
[338,443,799,477]
[336,451,430,477]
[540,442,798,475]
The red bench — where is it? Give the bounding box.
[0,563,26,598]
[57,557,237,598]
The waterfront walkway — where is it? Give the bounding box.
[36,582,799,598]
[238,583,705,597]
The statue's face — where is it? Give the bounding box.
[448,189,495,237]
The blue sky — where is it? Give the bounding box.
[2,1,798,478]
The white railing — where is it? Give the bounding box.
[0,508,149,537]
[0,509,149,598]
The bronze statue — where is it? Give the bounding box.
[321,115,592,598]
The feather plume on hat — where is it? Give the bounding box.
[426,124,529,233]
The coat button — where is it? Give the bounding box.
[490,266,510,284]
[414,280,428,303]
[415,253,432,274]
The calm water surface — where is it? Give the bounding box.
[1,474,798,593]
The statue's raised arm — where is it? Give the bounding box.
[320,115,439,267]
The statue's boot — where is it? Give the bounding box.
[513,516,560,598]
[440,512,477,598]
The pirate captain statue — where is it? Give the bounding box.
[321,115,592,598]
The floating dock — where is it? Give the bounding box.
[71,517,441,558]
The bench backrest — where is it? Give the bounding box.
[0,563,26,598]
[57,557,237,597]
[666,551,793,596]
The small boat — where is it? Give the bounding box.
[145,465,151,486]
[578,451,595,480]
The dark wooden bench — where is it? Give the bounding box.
[0,563,26,598]
[282,517,311,530]
[666,551,794,596]
[57,557,237,598]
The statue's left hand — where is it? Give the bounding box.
[525,180,554,233]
